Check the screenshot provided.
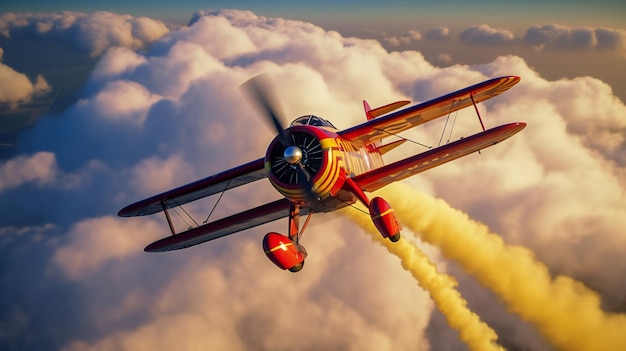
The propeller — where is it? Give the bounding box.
[242,74,319,201]
[242,74,290,148]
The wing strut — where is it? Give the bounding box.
[470,92,486,131]
[161,202,176,236]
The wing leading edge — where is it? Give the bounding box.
[339,76,520,146]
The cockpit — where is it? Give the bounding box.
[290,115,336,129]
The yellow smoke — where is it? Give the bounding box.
[367,182,626,350]
[342,206,504,351]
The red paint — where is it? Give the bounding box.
[368,197,401,239]
[263,233,307,271]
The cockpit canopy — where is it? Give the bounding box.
[290,115,336,129]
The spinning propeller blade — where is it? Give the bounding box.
[242,74,318,202]
[242,74,290,148]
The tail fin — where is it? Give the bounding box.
[363,100,375,121]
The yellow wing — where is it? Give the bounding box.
[340,76,520,146]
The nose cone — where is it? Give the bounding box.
[284,146,303,164]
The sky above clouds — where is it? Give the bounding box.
[0,2,625,351]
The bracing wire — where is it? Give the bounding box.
[446,109,459,144]
[438,99,458,147]
[373,128,432,150]
[171,205,196,230]
[203,179,232,224]
[438,114,451,147]
[349,203,371,216]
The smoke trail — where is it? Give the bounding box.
[342,206,504,351]
[372,182,626,350]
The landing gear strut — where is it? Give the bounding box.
[343,177,402,242]
[263,202,312,272]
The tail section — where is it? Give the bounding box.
[363,99,410,120]
[363,99,411,150]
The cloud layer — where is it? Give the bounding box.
[523,23,626,53]
[0,11,171,57]
[0,47,51,107]
[1,8,625,351]
[0,11,171,109]
[384,23,626,55]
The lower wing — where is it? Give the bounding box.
[353,122,526,192]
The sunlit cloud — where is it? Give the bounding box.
[0,8,625,351]
[0,47,51,108]
[384,30,422,47]
[52,216,162,280]
[523,23,626,54]
[0,11,171,56]
[459,24,516,46]
[424,27,450,42]
[0,152,57,192]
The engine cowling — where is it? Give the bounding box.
[369,197,402,242]
[265,126,345,203]
[263,233,308,272]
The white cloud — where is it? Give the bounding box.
[425,27,450,41]
[384,30,422,47]
[0,49,51,108]
[59,227,433,351]
[523,24,626,54]
[129,154,195,196]
[2,9,626,351]
[459,24,516,46]
[164,13,257,60]
[52,216,162,280]
[0,152,57,192]
[0,11,170,56]
[90,47,148,82]
[77,80,161,125]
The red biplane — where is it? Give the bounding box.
[119,75,525,272]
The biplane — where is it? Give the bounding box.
[118,75,525,272]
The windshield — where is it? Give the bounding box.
[290,115,336,128]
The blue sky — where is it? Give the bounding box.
[1,3,626,351]
[2,0,625,27]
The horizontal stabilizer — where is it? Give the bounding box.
[365,100,411,120]
[377,139,407,155]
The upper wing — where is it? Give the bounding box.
[119,157,267,217]
[339,76,520,146]
[144,198,304,252]
[352,122,526,192]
